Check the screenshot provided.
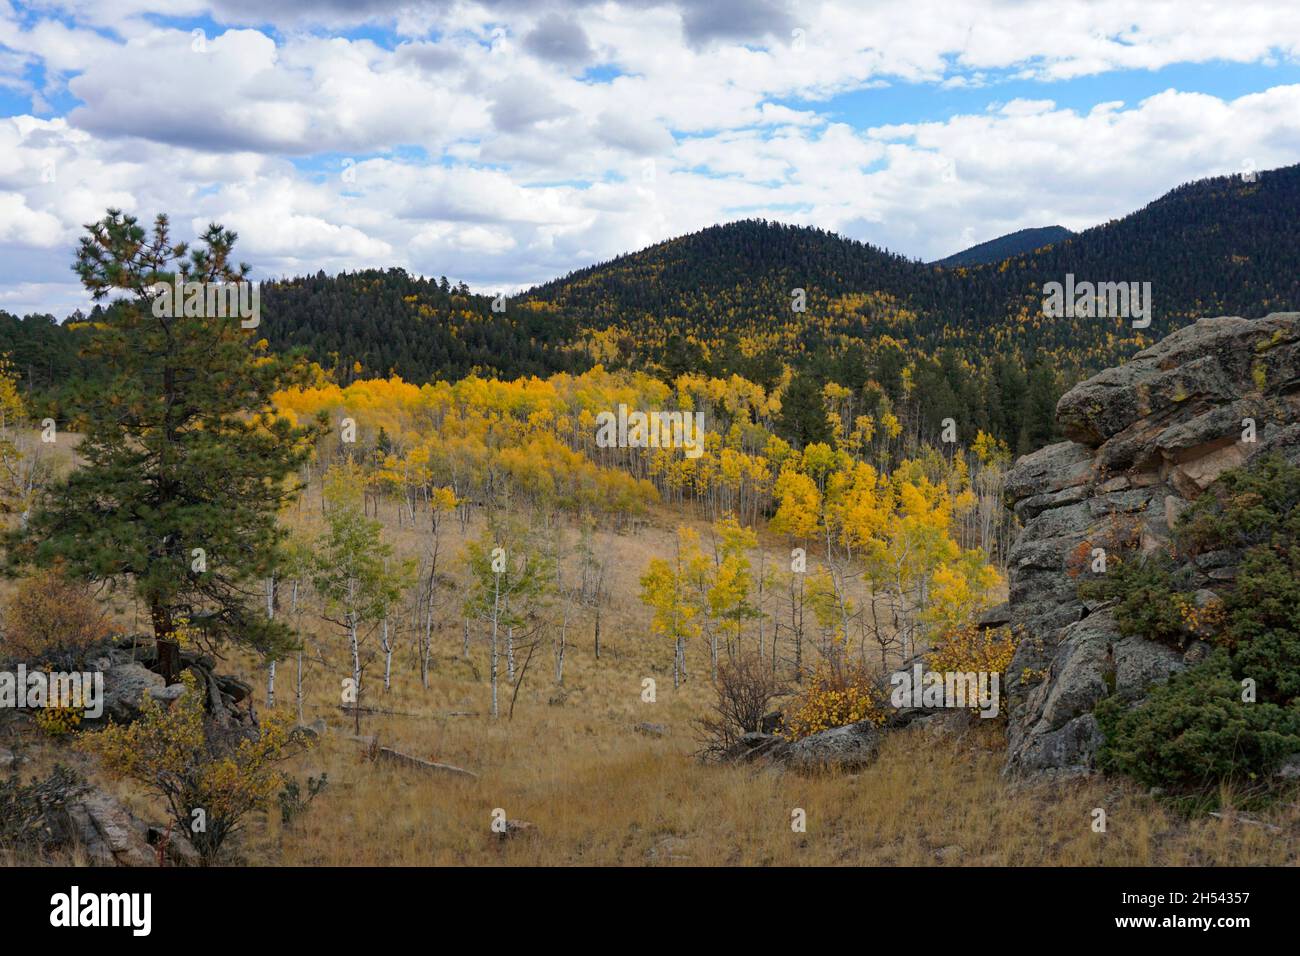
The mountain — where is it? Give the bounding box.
[931,225,1074,267]
[256,268,584,385]
[6,164,1300,453]
[525,164,1300,372]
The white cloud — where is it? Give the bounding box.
[0,0,1297,315]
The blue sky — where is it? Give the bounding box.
[1,0,1299,316]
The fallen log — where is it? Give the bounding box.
[338,705,479,719]
[338,704,424,718]
[374,746,479,780]
[344,734,478,779]
[1208,811,1282,833]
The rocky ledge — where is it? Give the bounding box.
[1002,313,1300,777]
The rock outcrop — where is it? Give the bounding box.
[88,635,256,730]
[1003,313,1300,776]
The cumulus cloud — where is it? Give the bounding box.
[522,12,594,66]
[0,0,1297,315]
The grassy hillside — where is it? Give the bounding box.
[10,481,1298,866]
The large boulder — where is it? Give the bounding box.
[87,637,256,730]
[97,660,166,724]
[784,720,882,771]
[1003,313,1300,777]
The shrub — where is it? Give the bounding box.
[278,773,328,827]
[33,695,85,737]
[926,623,1017,677]
[1089,455,1300,796]
[1,567,109,668]
[694,654,786,758]
[1096,651,1300,792]
[782,658,888,741]
[1078,555,1196,648]
[82,671,307,862]
[0,765,84,856]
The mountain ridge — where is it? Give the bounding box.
[5,163,1299,454]
[931,225,1075,267]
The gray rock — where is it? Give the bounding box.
[1001,314,1300,778]
[1033,613,1117,733]
[144,823,201,867]
[784,720,881,771]
[292,719,327,741]
[1010,713,1105,775]
[98,661,166,724]
[1005,441,1093,501]
[65,789,157,867]
[976,603,1012,629]
[1273,754,1300,781]
[148,684,186,704]
[634,722,668,737]
[216,675,252,703]
[1113,634,1185,699]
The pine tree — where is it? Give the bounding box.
[10,210,324,681]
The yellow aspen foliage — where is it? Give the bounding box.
[770,466,821,539]
[926,624,1018,681]
[782,660,889,740]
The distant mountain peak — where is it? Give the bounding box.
[932,225,1075,268]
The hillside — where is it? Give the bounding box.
[5,165,1300,455]
[931,225,1074,267]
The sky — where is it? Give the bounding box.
[1,0,1299,318]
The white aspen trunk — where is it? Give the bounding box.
[292,579,302,723]
[490,575,500,719]
[506,624,515,683]
[382,618,392,691]
[349,612,360,690]
[554,557,567,684]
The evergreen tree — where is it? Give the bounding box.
[9,210,324,681]
[776,370,832,448]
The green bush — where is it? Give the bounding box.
[1089,455,1300,795]
[1079,554,1191,648]
[1096,651,1300,791]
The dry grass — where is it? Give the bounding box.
[4,477,1299,866]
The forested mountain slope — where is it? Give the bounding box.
[5,165,1298,454]
[931,225,1073,267]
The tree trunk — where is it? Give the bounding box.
[506,624,516,683]
[382,618,392,691]
[151,599,181,684]
[349,610,361,735]
[490,576,500,719]
[266,576,276,708]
